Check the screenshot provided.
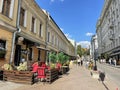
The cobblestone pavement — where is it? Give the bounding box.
[0,65,118,90]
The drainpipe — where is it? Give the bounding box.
[10,0,21,63]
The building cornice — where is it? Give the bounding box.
[0,19,17,32]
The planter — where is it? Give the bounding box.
[60,66,69,74]
[3,70,34,84]
[46,69,58,83]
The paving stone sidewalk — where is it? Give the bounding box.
[0,65,118,90]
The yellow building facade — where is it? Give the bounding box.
[0,0,18,67]
[0,0,76,67]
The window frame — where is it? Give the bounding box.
[31,17,35,33]
[2,0,11,17]
[20,7,25,26]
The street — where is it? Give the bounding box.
[97,62,120,89]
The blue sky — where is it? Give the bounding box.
[35,0,104,48]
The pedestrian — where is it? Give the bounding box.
[81,60,83,66]
[109,58,112,65]
[77,58,80,66]
[86,61,89,69]
[113,58,117,66]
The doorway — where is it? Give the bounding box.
[14,45,21,66]
[38,49,41,61]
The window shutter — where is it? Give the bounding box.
[0,0,3,13]
[30,14,32,31]
[9,0,14,18]
[34,19,37,33]
[24,10,27,27]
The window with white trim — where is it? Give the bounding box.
[20,7,25,26]
[39,23,42,37]
[31,17,35,33]
[2,0,11,17]
[47,32,50,42]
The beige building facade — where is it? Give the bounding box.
[0,0,18,67]
[0,0,76,67]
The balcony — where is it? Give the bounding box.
[109,23,114,29]
[109,34,115,41]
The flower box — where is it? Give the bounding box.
[46,68,58,83]
[3,70,34,84]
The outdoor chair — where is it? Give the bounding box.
[31,63,39,83]
[37,67,47,82]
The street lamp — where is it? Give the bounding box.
[93,37,97,71]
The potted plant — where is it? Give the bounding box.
[57,52,65,65]
[49,53,57,69]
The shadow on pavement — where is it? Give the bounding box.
[102,82,109,90]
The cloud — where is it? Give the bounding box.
[77,41,90,48]
[86,32,94,36]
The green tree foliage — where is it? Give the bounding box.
[49,53,57,64]
[77,45,90,56]
[77,45,82,57]
[57,52,69,65]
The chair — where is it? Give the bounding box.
[32,63,39,73]
[56,63,62,71]
[31,63,39,83]
[37,67,46,82]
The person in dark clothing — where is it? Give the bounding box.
[81,60,83,66]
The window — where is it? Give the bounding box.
[47,32,50,42]
[31,17,35,33]
[2,0,11,17]
[0,40,6,58]
[20,7,25,26]
[52,35,54,44]
[39,23,42,37]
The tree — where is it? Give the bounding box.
[49,53,57,64]
[77,45,82,57]
[77,45,90,56]
[57,52,69,65]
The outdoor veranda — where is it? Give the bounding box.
[0,52,70,84]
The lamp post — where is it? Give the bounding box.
[93,37,97,71]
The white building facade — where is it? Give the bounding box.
[96,0,120,64]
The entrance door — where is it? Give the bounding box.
[38,49,41,61]
[14,45,21,66]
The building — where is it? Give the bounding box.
[96,0,120,64]
[0,0,18,66]
[0,0,76,67]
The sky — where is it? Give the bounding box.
[35,0,104,48]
